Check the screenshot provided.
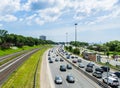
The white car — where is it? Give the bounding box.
[55,76,62,84]
[109,73,118,79]
[103,77,119,87]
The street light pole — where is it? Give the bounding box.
[106,52,109,87]
[75,23,77,46]
[66,32,68,46]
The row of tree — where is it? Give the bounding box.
[65,46,80,55]
[0,30,55,49]
[69,40,120,52]
[70,41,89,47]
[88,40,120,52]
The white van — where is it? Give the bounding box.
[103,77,119,87]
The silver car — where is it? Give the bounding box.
[55,76,62,84]
[78,63,85,68]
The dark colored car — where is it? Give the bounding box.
[60,58,64,62]
[85,67,93,72]
[66,55,70,59]
[95,67,104,73]
[55,58,59,62]
[67,64,72,69]
[114,72,120,78]
[77,59,82,63]
[92,71,102,78]
[66,75,75,83]
[71,56,74,59]
[87,63,94,68]
[48,57,51,60]
[49,59,53,63]
[48,53,50,56]
[60,65,66,71]
[101,66,110,72]
[55,76,62,84]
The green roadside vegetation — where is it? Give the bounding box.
[97,62,120,71]
[64,46,120,71]
[0,45,41,56]
[1,45,52,88]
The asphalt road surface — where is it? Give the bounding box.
[48,48,102,88]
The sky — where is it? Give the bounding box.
[0,0,120,43]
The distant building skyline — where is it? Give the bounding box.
[40,35,46,40]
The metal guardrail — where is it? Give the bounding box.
[57,48,111,88]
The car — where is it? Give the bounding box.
[48,53,50,56]
[49,59,53,63]
[66,75,75,83]
[85,67,93,72]
[55,76,62,84]
[60,65,66,71]
[77,59,82,63]
[75,56,78,58]
[92,71,102,78]
[103,77,119,87]
[72,59,77,63]
[101,66,110,72]
[66,55,70,59]
[67,64,72,69]
[95,67,104,73]
[114,72,120,78]
[71,56,74,59]
[87,63,94,68]
[78,63,85,68]
[109,73,118,79]
[48,57,51,60]
[60,58,64,62]
[55,58,59,62]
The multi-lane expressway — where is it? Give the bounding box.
[47,47,103,88]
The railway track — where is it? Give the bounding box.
[0,48,39,86]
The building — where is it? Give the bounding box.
[82,51,96,62]
[40,35,46,40]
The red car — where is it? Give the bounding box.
[72,60,77,63]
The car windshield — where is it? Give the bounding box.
[56,77,61,80]
[69,76,74,80]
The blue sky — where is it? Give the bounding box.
[0,0,120,43]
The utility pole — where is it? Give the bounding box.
[75,23,77,46]
[66,32,68,46]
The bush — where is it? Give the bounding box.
[68,46,72,52]
[73,48,80,55]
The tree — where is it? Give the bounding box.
[0,30,8,44]
[73,48,80,55]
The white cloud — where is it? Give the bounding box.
[0,0,21,14]
[0,15,17,22]
[0,0,120,25]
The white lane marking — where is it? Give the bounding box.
[46,50,55,88]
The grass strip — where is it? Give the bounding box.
[0,45,42,56]
[1,46,51,88]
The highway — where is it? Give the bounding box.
[48,47,102,88]
[57,45,120,88]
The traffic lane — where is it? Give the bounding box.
[48,55,101,88]
[49,59,69,88]
[63,54,120,88]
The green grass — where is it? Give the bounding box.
[1,46,51,88]
[0,45,42,56]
